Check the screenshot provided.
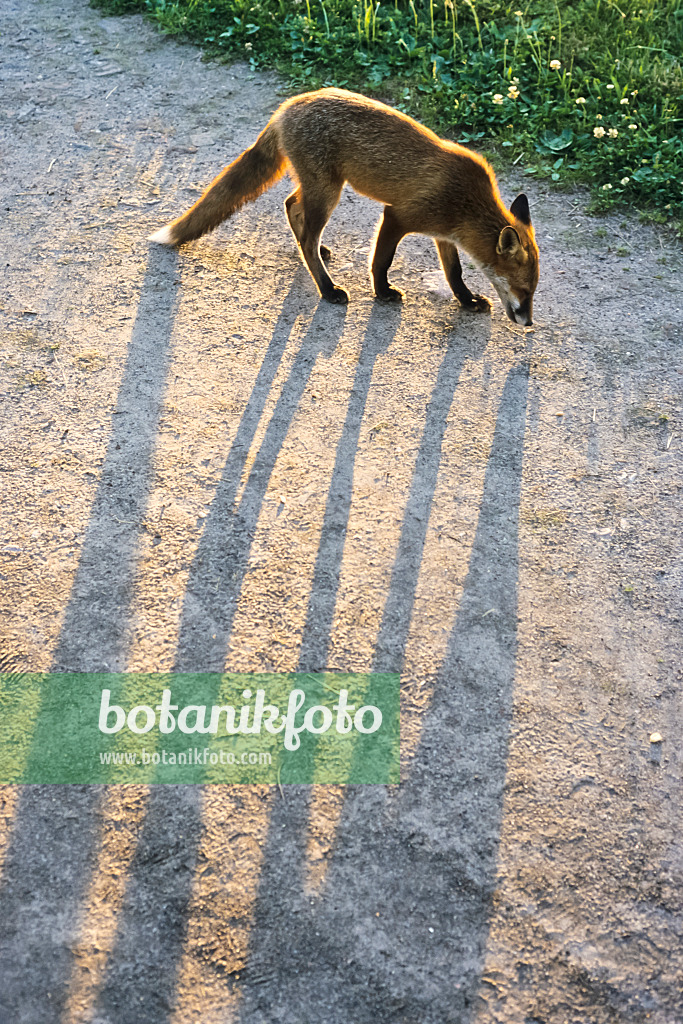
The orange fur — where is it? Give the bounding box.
[150,88,539,323]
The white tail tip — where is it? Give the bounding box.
[148,224,175,245]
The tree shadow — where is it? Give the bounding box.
[0,247,180,1023]
[236,353,529,1024]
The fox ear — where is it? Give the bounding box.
[497,225,522,257]
[510,193,531,225]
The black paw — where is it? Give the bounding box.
[375,286,404,303]
[323,286,349,305]
[320,244,332,262]
[459,292,492,313]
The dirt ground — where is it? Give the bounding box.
[1,0,682,1021]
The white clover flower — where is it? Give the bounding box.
[621,177,630,185]
[608,128,618,137]
[492,94,504,105]
[549,59,561,70]
[575,96,586,104]
[602,183,613,190]
[628,123,638,129]
[620,97,629,104]
[593,126,606,137]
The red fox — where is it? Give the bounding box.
[150,88,539,325]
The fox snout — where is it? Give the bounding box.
[505,296,533,327]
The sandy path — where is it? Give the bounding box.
[1,1,682,1022]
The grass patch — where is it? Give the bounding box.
[94,0,683,222]
[522,507,569,528]
[74,349,107,372]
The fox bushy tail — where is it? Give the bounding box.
[149,122,286,246]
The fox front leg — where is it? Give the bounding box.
[436,240,491,313]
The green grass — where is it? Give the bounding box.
[94,0,683,222]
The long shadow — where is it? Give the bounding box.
[237,354,529,1022]
[0,248,180,1024]
[298,302,403,673]
[372,329,489,675]
[240,313,489,966]
[93,291,348,1023]
[231,304,405,925]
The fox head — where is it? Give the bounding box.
[483,194,539,327]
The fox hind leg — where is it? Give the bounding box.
[285,185,344,301]
[371,207,407,302]
[286,189,330,256]
[436,240,491,312]
[285,188,304,237]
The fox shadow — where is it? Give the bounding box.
[92,274,353,1021]
[92,294,500,1024]
[236,348,529,1023]
[0,246,181,1023]
[0,247,528,1024]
